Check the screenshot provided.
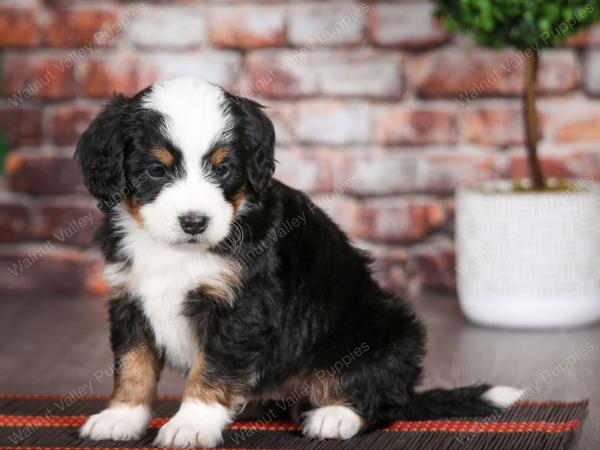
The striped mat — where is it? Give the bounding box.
[0,394,588,449]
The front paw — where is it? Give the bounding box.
[154,399,231,448]
[303,405,363,440]
[80,404,152,441]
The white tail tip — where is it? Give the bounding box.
[482,386,525,408]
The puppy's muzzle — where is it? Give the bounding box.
[179,213,210,235]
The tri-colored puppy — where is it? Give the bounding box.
[76,77,521,448]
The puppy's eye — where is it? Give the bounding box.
[147,166,166,178]
[214,165,229,178]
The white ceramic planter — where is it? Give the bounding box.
[456,181,600,329]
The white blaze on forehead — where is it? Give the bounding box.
[137,78,235,247]
[142,77,232,169]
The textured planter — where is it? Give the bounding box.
[456,181,600,329]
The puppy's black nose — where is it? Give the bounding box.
[178,213,209,235]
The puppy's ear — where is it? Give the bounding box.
[233,96,276,195]
[75,95,128,207]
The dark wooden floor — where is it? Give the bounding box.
[1,295,598,449]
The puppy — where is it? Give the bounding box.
[75,77,521,447]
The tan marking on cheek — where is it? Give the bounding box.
[126,197,143,226]
[210,146,229,167]
[184,353,244,407]
[110,344,162,407]
[232,184,248,216]
[152,147,175,167]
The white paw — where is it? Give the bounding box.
[80,404,152,441]
[303,405,363,440]
[154,399,231,448]
[483,386,525,408]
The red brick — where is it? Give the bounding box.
[464,105,531,146]
[508,154,571,179]
[291,101,371,145]
[543,101,600,143]
[536,51,581,93]
[507,150,600,180]
[35,200,102,246]
[0,5,38,47]
[0,107,42,146]
[82,56,157,97]
[245,49,403,99]
[45,7,119,48]
[83,52,242,97]
[565,152,600,180]
[0,247,86,298]
[558,119,600,142]
[4,56,77,100]
[368,3,448,48]
[411,239,456,292]
[209,5,284,48]
[48,105,98,146]
[424,153,499,193]
[0,197,31,242]
[275,148,333,193]
[147,52,241,91]
[553,111,600,143]
[413,49,580,98]
[265,102,295,145]
[128,5,206,49]
[6,153,86,195]
[335,152,420,196]
[567,24,600,47]
[287,3,367,46]
[310,195,363,239]
[374,106,458,145]
[42,0,76,7]
[359,197,446,243]
[584,49,600,97]
[336,152,498,196]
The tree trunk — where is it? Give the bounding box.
[524,50,544,190]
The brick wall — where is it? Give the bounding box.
[1,0,600,299]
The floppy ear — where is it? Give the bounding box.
[75,95,128,208]
[234,97,276,195]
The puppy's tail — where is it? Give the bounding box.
[403,385,523,420]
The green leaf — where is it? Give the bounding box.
[433,0,600,50]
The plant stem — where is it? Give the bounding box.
[524,50,544,190]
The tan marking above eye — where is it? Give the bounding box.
[210,146,229,167]
[152,147,175,167]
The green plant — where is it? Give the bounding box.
[434,0,600,190]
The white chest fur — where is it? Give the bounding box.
[105,221,237,372]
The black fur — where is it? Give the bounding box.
[75,88,167,209]
[78,84,502,434]
[225,93,276,197]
